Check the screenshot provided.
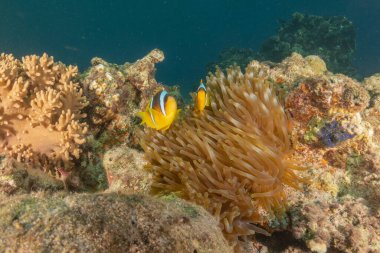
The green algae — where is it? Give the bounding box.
[303,116,326,144]
[182,205,200,218]
[161,193,200,218]
[160,193,179,202]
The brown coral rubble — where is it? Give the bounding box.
[0,53,88,176]
[141,63,304,247]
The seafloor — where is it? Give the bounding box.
[0,49,379,253]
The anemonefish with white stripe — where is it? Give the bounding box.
[137,89,180,131]
[195,79,210,112]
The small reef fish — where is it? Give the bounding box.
[195,79,210,112]
[137,89,180,131]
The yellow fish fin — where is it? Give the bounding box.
[148,108,165,129]
[136,111,147,125]
[160,124,171,131]
[205,94,211,106]
[175,109,181,120]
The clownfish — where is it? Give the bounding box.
[195,79,210,112]
[137,89,180,131]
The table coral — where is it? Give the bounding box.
[141,63,305,249]
[0,53,88,177]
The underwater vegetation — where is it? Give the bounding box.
[141,62,305,249]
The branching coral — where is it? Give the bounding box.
[141,62,304,247]
[0,53,88,176]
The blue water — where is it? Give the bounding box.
[1,0,380,96]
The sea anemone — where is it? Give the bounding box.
[141,62,304,247]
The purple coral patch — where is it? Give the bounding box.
[319,121,355,147]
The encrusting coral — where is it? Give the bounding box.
[0,53,88,177]
[141,62,304,248]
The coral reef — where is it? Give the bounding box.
[363,73,380,145]
[0,53,88,177]
[76,49,167,191]
[0,192,232,253]
[267,54,378,252]
[0,49,379,253]
[258,12,356,76]
[141,62,304,248]
[290,196,380,253]
[204,53,378,252]
[81,49,165,138]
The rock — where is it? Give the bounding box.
[0,157,64,195]
[289,196,380,253]
[103,145,151,194]
[0,192,232,253]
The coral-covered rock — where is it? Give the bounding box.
[363,73,380,97]
[0,192,232,253]
[290,196,380,253]
[0,156,64,194]
[103,145,151,194]
[81,49,165,144]
[125,48,164,93]
[271,53,327,89]
[284,65,369,124]
[0,53,88,177]
[362,73,380,145]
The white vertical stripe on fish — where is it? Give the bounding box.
[159,90,168,116]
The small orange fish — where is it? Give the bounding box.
[195,79,210,112]
[137,90,180,131]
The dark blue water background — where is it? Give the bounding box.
[1,0,379,96]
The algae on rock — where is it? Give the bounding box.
[0,192,232,253]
